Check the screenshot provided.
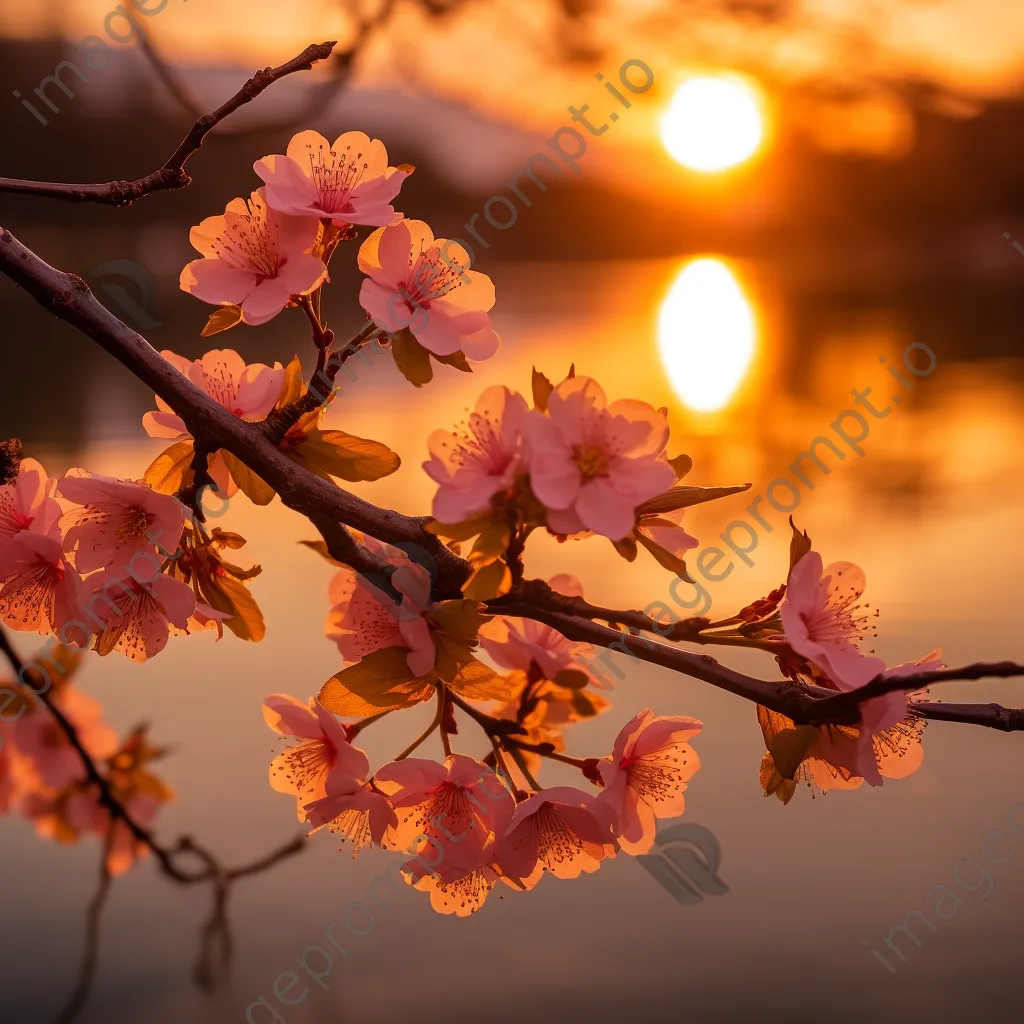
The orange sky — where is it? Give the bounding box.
[1,0,1022,105]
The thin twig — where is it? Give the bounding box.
[0,42,337,206]
[0,230,469,595]
[50,830,114,1024]
[395,688,446,760]
[0,630,306,888]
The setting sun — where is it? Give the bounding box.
[661,76,766,172]
[658,258,757,412]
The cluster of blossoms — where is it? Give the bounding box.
[0,456,204,661]
[265,687,701,915]
[749,524,943,801]
[0,651,172,875]
[178,130,498,373]
[0,123,951,925]
[424,374,700,598]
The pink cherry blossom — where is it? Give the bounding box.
[304,781,397,855]
[597,708,702,854]
[357,220,499,361]
[62,790,162,876]
[180,188,329,326]
[13,688,117,790]
[0,458,61,542]
[263,694,372,821]
[496,785,618,888]
[374,754,514,877]
[403,853,503,917]
[423,385,528,523]
[58,473,186,576]
[780,552,884,689]
[77,572,195,662]
[326,553,436,677]
[255,130,409,227]
[0,730,24,812]
[0,532,83,638]
[855,650,943,785]
[142,349,285,497]
[524,376,675,542]
[480,573,607,687]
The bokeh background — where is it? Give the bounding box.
[1,2,1023,1022]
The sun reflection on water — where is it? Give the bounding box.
[657,257,757,413]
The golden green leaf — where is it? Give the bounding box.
[771,726,819,780]
[222,451,276,506]
[292,429,400,483]
[143,440,195,495]
[635,528,693,583]
[318,646,433,716]
[429,600,488,641]
[197,572,266,642]
[432,350,473,372]
[570,689,609,718]
[449,658,519,701]
[433,633,478,683]
[531,367,554,411]
[789,516,812,570]
[612,534,638,561]
[426,513,495,542]
[275,355,304,409]
[463,558,512,601]
[636,483,752,516]
[209,528,246,550]
[468,518,511,568]
[757,704,794,747]
[201,305,243,337]
[553,669,590,690]
[391,327,433,387]
[759,751,797,804]
[297,539,345,566]
[669,454,693,480]
[217,556,263,582]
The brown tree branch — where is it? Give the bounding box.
[1,231,1023,737]
[913,701,1024,732]
[491,599,1024,731]
[0,42,337,206]
[0,228,470,595]
[1,626,307,1010]
[806,662,1024,724]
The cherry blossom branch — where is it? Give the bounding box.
[804,662,1024,725]
[175,445,216,521]
[0,228,471,595]
[171,0,403,141]
[492,600,1024,731]
[2,232,1024,736]
[913,702,1024,732]
[0,42,337,206]
[0,628,306,963]
[261,319,381,445]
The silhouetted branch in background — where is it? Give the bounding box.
[0,629,306,1021]
[0,41,337,205]
[51,828,114,1024]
